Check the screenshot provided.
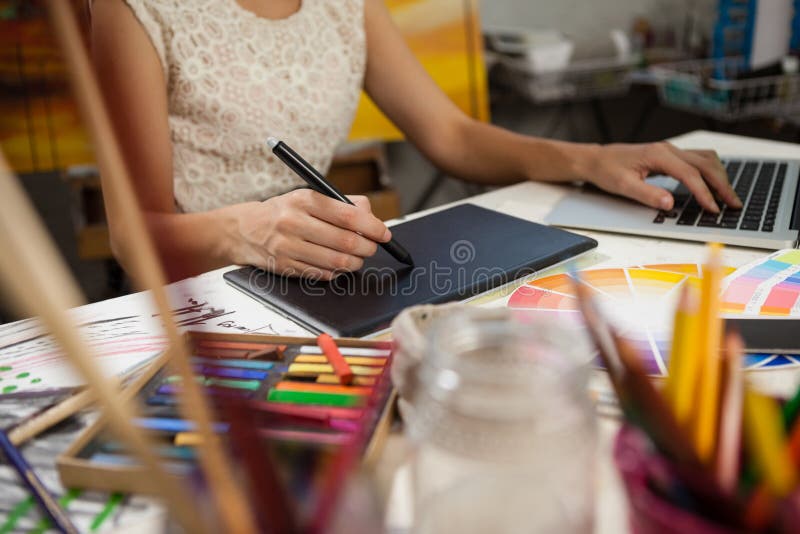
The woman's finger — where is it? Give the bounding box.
[645,143,719,213]
[309,194,391,243]
[286,238,365,273]
[608,172,675,210]
[671,147,742,208]
[296,215,379,258]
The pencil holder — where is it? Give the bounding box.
[614,425,740,534]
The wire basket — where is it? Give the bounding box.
[651,56,800,121]
[497,55,638,104]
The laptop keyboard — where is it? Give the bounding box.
[652,160,786,232]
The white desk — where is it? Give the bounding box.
[381,130,800,533]
[1,130,798,532]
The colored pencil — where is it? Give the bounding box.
[0,428,79,533]
[572,275,699,465]
[694,243,725,463]
[715,332,745,494]
[44,2,257,531]
[743,388,797,497]
[317,334,354,385]
[665,281,701,427]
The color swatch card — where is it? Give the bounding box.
[721,249,800,316]
[504,263,800,376]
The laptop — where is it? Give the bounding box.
[546,158,800,249]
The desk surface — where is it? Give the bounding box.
[1,130,799,533]
[382,130,800,533]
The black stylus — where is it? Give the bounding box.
[266,137,414,266]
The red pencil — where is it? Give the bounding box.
[317,334,354,385]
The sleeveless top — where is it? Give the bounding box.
[121,0,366,212]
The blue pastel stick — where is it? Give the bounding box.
[191,357,275,371]
[0,429,79,533]
[90,453,194,475]
[134,417,229,433]
[199,365,268,380]
[155,383,253,398]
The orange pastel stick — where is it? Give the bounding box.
[316,334,353,385]
[274,381,371,396]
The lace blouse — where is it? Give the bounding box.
[121,0,367,212]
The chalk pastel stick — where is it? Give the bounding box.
[316,374,376,386]
[297,346,391,357]
[192,364,268,380]
[267,389,365,408]
[155,384,253,400]
[287,363,382,377]
[177,429,352,447]
[191,357,275,371]
[196,340,278,351]
[317,334,354,385]
[162,375,262,391]
[260,428,351,445]
[90,453,194,475]
[134,417,229,434]
[274,381,371,396]
[101,441,197,461]
[252,401,364,420]
[195,341,285,360]
[293,355,386,367]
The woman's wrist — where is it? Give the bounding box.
[566,142,602,183]
[520,138,602,184]
[217,202,261,266]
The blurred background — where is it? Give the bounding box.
[2,0,800,311]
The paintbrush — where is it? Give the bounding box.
[45,2,257,531]
[0,147,207,532]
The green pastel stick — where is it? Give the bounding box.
[267,389,365,407]
[204,377,261,391]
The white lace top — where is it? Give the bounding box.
[121,0,366,212]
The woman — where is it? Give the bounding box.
[91,0,740,282]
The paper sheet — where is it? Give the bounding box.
[0,268,308,394]
[0,406,165,532]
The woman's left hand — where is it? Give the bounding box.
[581,142,743,213]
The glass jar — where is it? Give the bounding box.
[407,310,596,534]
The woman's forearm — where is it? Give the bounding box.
[422,117,598,187]
[111,206,241,283]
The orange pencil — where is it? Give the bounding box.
[317,334,354,385]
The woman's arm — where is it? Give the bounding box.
[92,0,390,282]
[362,0,741,214]
[91,0,237,279]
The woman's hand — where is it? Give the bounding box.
[580,142,743,213]
[230,189,390,280]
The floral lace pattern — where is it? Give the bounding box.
[122,0,366,212]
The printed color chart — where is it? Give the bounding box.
[507,263,799,376]
[721,249,800,316]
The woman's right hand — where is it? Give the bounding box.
[229,189,391,280]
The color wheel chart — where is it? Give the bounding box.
[721,249,800,316]
[506,263,800,376]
